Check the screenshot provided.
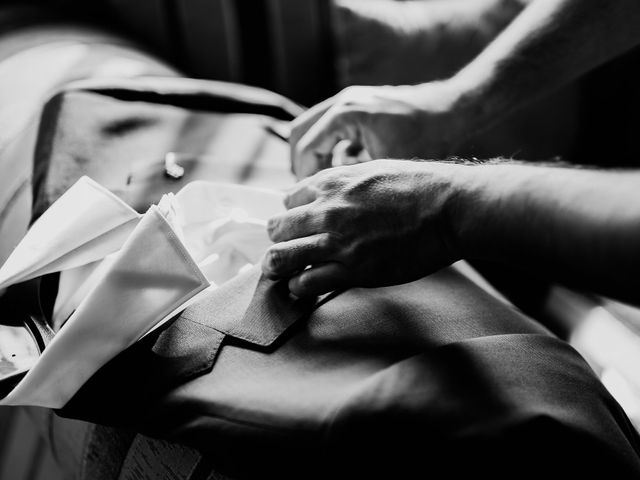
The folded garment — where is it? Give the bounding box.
[0,176,286,408]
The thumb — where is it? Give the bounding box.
[292,107,360,179]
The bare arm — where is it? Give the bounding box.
[265,160,640,306]
[291,0,640,177]
[453,163,640,304]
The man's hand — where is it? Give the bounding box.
[290,84,470,179]
[262,160,463,297]
[292,0,640,181]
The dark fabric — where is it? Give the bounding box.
[83,425,136,480]
[23,77,640,479]
[181,266,318,347]
[31,76,301,219]
[327,334,640,478]
[61,268,640,479]
[1,1,339,106]
[51,0,338,105]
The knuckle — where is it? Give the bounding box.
[323,204,349,227]
[267,216,280,237]
[316,178,336,194]
[307,211,327,235]
[284,208,312,235]
[316,208,332,229]
[322,207,339,226]
[315,234,333,251]
[317,172,344,192]
[339,85,361,100]
[296,208,314,227]
[341,85,357,96]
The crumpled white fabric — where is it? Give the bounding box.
[0,176,285,408]
[0,176,141,291]
[173,181,282,286]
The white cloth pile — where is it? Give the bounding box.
[0,177,284,408]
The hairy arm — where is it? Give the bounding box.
[453,163,640,304]
[265,160,640,306]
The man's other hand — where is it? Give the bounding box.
[289,84,470,179]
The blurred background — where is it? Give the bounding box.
[1,1,640,478]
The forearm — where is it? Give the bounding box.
[446,0,640,135]
[448,163,640,303]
